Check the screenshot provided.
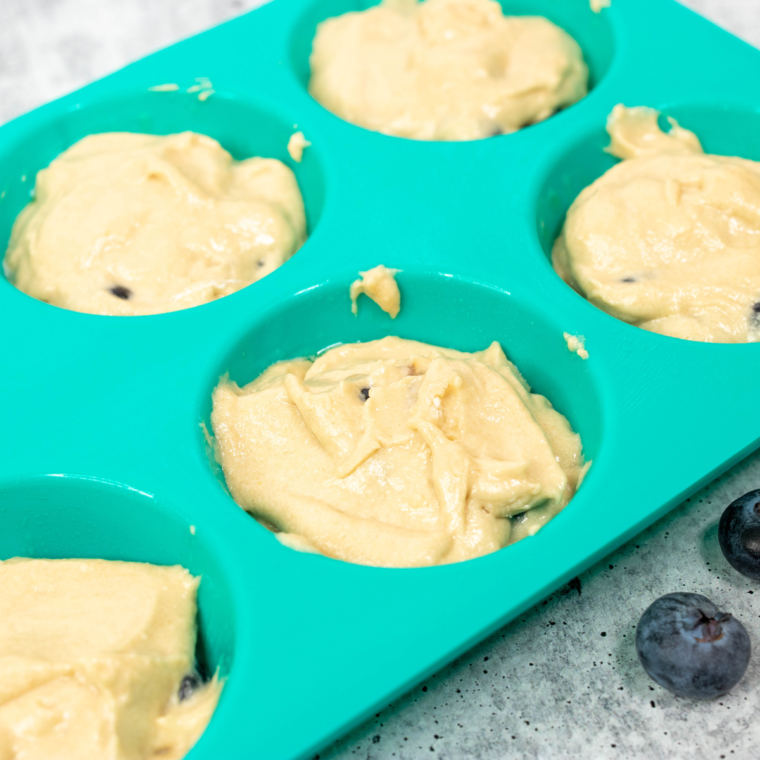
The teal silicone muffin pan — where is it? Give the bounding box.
[2,0,760,757]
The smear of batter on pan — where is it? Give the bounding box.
[148,79,213,100]
[187,77,214,100]
[350,265,401,318]
[287,131,311,162]
[564,332,589,360]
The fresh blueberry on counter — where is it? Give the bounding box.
[719,490,760,580]
[636,592,750,699]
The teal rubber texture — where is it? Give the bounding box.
[1,0,760,758]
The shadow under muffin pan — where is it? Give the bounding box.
[2,0,760,758]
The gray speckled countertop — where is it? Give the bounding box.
[3,1,760,758]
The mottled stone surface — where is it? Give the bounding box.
[2,1,760,758]
[321,455,760,760]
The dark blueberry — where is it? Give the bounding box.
[360,387,370,402]
[621,277,636,283]
[636,592,750,699]
[178,673,202,701]
[753,303,760,313]
[719,489,760,579]
[109,285,132,300]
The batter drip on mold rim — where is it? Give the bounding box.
[564,332,589,360]
[554,104,760,343]
[287,131,311,162]
[350,265,401,318]
[308,0,588,141]
[211,335,587,568]
[4,131,306,316]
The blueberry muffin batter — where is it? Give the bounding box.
[0,558,221,760]
[212,337,586,568]
[554,105,760,343]
[4,131,306,315]
[309,0,588,141]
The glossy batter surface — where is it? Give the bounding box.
[309,0,588,141]
[5,131,306,315]
[212,337,586,568]
[554,105,760,342]
[0,558,221,760]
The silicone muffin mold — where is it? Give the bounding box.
[2,0,760,758]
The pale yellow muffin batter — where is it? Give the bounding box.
[350,265,401,318]
[0,558,221,760]
[4,131,306,316]
[309,0,588,141]
[211,337,586,568]
[554,105,760,343]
